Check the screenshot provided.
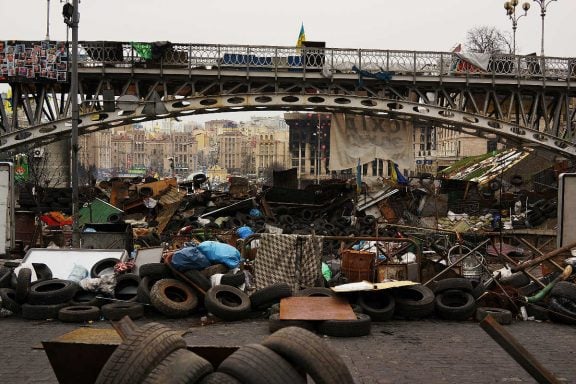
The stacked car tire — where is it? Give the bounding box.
[94,322,355,384]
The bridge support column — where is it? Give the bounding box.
[44,140,71,188]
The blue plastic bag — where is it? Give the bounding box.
[197,241,241,269]
[171,245,211,271]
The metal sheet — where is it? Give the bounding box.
[279,296,356,320]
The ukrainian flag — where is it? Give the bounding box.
[296,23,306,48]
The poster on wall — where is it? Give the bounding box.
[0,40,68,82]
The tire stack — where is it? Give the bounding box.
[547,281,576,325]
[431,278,477,321]
[21,277,80,320]
[94,323,355,384]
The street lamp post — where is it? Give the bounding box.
[62,0,81,247]
[45,0,50,41]
[316,113,321,185]
[504,0,530,55]
[532,0,558,57]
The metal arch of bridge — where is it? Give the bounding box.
[1,41,576,156]
[1,92,575,158]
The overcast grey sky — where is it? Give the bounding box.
[2,0,575,122]
[2,0,574,56]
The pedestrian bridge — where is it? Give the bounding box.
[1,40,575,157]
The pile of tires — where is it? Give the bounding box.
[94,323,355,384]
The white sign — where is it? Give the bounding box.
[0,162,15,256]
[329,114,413,172]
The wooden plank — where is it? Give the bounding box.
[480,315,561,384]
[279,296,356,320]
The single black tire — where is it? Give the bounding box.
[143,348,213,384]
[31,263,53,281]
[198,372,242,384]
[139,263,172,280]
[278,215,295,226]
[95,322,187,384]
[475,307,513,325]
[58,305,101,322]
[91,258,119,278]
[150,279,198,318]
[0,288,21,314]
[470,280,486,299]
[220,272,245,287]
[317,313,371,337]
[139,186,154,197]
[250,282,293,310]
[70,289,103,307]
[268,313,317,333]
[357,290,395,322]
[0,268,12,288]
[183,270,212,292]
[137,276,155,305]
[435,290,476,321]
[500,272,531,288]
[114,273,141,302]
[550,281,576,302]
[201,264,229,278]
[432,278,473,294]
[360,215,376,226]
[218,343,305,384]
[21,302,68,320]
[205,285,251,321]
[262,326,355,384]
[393,285,435,319]
[295,287,337,297]
[27,279,78,305]
[15,267,32,303]
[107,213,122,223]
[101,302,144,321]
[547,296,576,325]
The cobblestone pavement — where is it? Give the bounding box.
[0,312,575,384]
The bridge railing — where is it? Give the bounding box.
[2,40,574,82]
[75,41,575,81]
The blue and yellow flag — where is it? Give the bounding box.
[296,23,306,48]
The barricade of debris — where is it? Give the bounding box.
[2,150,576,332]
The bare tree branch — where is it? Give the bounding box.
[465,26,512,54]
